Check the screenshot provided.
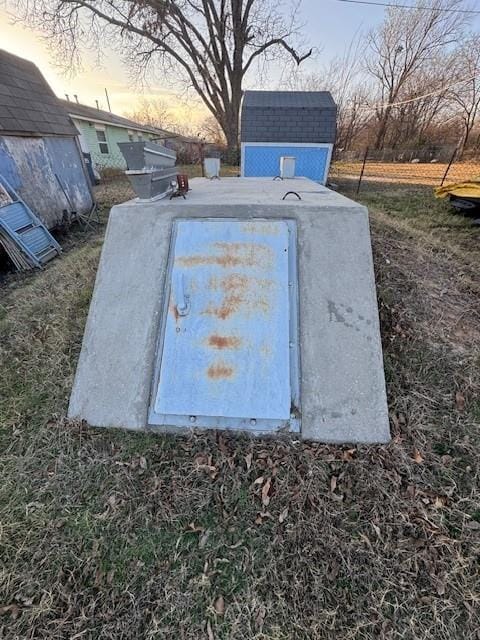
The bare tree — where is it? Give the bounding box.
[386,59,452,148]
[293,34,372,150]
[447,35,480,157]
[199,115,227,144]
[366,0,466,149]
[124,96,173,130]
[16,0,312,160]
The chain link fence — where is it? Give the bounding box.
[93,169,135,209]
[91,146,480,208]
[329,146,480,194]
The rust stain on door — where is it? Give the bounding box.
[207,361,235,379]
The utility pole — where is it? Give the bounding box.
[105,88,112,113]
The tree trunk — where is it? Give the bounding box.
[373,108,391,150]
[222,102,241,166]
[458,122,472,159]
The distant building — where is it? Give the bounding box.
[0,50,93,228]
[61,100,205,170]
[240,91,337,184]
[61,100,162,171]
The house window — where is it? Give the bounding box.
[128,130,135,142]
[137,132,143,141]
[95,126,109,154]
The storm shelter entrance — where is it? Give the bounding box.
[149,218,300,433]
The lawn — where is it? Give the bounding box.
[0,171,479,639]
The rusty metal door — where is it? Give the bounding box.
[149,218,300,433]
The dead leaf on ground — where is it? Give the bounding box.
[214,595,225,616]
[262,477,272,506]
[255,605,266,630]
[199,530,210,549]
[436,579,446,596]
[253,476,264,486]
[465,520,480,530]
[245,453,253,470]
[0,604,21,618]
[455,391,465,412]
[413,449,424,464]
[207,619,214,640]
[255,511,273,525]
[279,506,289,523]
[330,475,337,492]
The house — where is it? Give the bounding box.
[0,50,93,229]
[60,100,163,171]
[61,100,205,170]
[240,91,337,184]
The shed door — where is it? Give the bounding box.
[149,218,299,433]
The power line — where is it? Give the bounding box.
[336,0,480,13]
[344,73,480,113]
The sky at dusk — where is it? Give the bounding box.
[1,1,479,123]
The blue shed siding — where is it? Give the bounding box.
[0,139,22,191]
[242,144,331,183]
[0,135,92,228]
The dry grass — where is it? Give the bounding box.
[331,160,480,186]
[0,176,479,639]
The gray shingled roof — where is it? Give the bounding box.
[243,90,336,109]
[60,99,203,144]
[0,49,78,137]
[241,90,337,144]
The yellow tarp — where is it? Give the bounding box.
[435,178,480,199]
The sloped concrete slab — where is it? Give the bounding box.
[69,178,390,443]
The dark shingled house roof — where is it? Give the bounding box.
[59,100,162,136]
[0,49,78,137]
[241,90,337,144]
[60,100,204,144]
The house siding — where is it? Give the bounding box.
[0,135,93,228]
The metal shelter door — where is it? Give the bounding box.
[149,218,300,433]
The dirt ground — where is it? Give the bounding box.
[0,175,479,639]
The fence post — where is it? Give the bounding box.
[441,146,457,186]
[199,142,205,177]
[356,146,369,195]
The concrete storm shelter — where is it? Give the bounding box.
[69,178,390,444]
[240,91,336,184]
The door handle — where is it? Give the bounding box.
[174,273,190,317]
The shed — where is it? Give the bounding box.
[240,90,336,184]
[0,50,93,229]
